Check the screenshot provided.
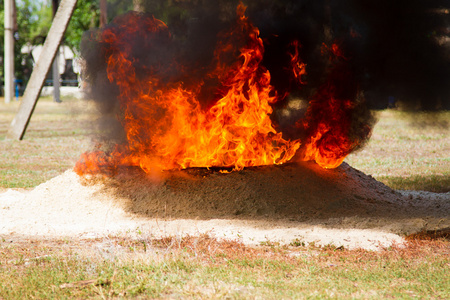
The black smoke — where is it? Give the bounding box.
[139,0,450,110]
[79,0,449,163]
[344,0,450,110]
[87,0,450,108]
[247,0,450,110]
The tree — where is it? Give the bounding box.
[65,0,99,52]
[0,0,48,84]
[0,0,100,87]
[16,0,53,82]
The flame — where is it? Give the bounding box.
[75,4,300,175]
[75,4,370,176]
[288,40,307,85]
[299,42,368,169]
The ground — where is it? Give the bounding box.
[0,97,448,298]
[1,99,449,250]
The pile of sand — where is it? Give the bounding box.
[1,162,448,250]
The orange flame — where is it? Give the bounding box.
[75,4,301,175]
[299,42,366,169]
[288,40,307,85]
[75,4,369,176]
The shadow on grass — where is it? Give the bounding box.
[407,228,450,241]
[377,175,450,193]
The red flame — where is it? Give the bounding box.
[299,41,369,169]
[75,4,369,176]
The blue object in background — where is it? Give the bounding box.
[14,79,22,101]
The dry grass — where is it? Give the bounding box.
[346,109,450,192]
[0,97,94,188]
[0,235,448,299]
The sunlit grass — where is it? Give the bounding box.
[0,96,94,189]
[0,236,448,299]
[345,109,450,192]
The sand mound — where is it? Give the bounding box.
[1,162,448,250]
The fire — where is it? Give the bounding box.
[299,42,371,169]
[75,4,370,176]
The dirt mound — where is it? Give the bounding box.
[1,162,448,250]
[91,162,449,232]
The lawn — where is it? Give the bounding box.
[0,96,449,299]
[0,96,94,188]
[345,109,450,193]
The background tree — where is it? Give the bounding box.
[1,0,100,88]
[0,0,48,84]
[65,0,99,52]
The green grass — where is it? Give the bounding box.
[0,237,448,299]
[345,109,450,192]
[0,98,449,299]
[376,174,450,193]
[0,96,94,189]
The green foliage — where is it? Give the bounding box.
[19,0,53,45]
[65,0,100,52]
[16,0,100,53]
[0,1,53,82]
[106,0,134,22]
[16,0,52,81]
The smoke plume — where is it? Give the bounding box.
[76,0,449,174]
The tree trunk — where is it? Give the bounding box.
[133,0,142,12]
[100,0,107,27]
[4,0,15,103]
[52,0,61,103]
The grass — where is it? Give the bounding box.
[0,96,94,189]
[0,97,449,298]
[0,236,449,299]
[345,109,450,192]
[375,175,450,193]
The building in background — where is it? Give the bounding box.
[18,43,81,98]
